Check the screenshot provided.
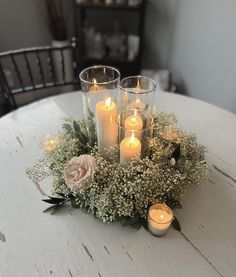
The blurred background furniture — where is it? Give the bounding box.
[74,0,146,77]
[0,38,79,112]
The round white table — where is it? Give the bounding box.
[1,91,236,277]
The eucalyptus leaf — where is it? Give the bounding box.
[42,198,64,204]
[171,144,181,161]
[63,123,73,132]
[172,216,181,232]
[73,121,88,144]
[120,215,140,227]
[131,221,142,230]
[140,218,148,231]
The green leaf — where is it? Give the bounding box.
[120,214,140,227]
[56,192,67,198]
[172,216,181,232]
[42,198,64,204]
[140,218,149,231]
[70,198,78,208]
[131,221,142,230]
[73,121,88,144]
[166,199,182,209]
[50,202,66,214]
[63,123,73,132]
[171,144,181,161]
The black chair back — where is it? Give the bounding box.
[0,38,79,111]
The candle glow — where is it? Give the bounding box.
[42,135,59,151]
[148,203,173,236]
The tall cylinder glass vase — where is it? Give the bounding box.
[79,65,120,160]
[119,75,157,113]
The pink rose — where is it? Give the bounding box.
[64,155,95,192]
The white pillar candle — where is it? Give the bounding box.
[124,110,143,138]
[96,97,118,158]
[148,203,173,236]
[120,132,141,164]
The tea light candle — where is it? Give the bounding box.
[120,132,141,164]
[96,97,118,158]
[42,135,59,151]
[124,110,143,138]
[148,203,173,236]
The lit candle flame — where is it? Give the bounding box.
[134,109,137,116]
[160,214,164,220]
[105,97,111,109]
[93,78,97,85]
[131,117,137,124]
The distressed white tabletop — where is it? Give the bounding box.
[0,91,236,277]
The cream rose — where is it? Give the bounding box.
[64,155,95,192]
[161,126,178,142]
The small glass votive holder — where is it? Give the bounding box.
[79,65,120,159]
[116,109,153,164]
[148,203,173,237]
[118,75,157,113]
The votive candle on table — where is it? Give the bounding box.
[148,203,173,237]
[124,110,143,138]
[42,135,59,151]
[96,97,118,158]
[120,132,141,164]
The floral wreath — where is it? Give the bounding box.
[26,112,207,232]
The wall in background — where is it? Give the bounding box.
[0,0,51,51]
[144,0,236,113]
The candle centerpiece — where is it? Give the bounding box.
[148,204,173,237]
[27,65,208,239]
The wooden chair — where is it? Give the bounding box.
[0,38,79,112]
